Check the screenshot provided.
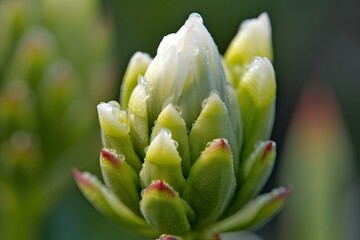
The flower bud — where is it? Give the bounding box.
[236,57,276,159]
[143,13,229,128]
[225,12,272,66]
[120,51,152,109]
[150,104,191,177]
[140,129,185,193]
[97,101,142,171]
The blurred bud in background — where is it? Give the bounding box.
[279,84,358,240]
[0,0,116,239]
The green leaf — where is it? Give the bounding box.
[188,92,238,169]
[100,148,141,214]
[182,138,236,227]
[212,187,290,233]
[140,180,192,235]
[227,141,276,214]
[73,169,156,238]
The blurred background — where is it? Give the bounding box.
[0,0,359,239]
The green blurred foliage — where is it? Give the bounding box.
[0,0,117,239]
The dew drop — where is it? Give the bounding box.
[174,105,182,115]
[121,123,130,133]
[201,98,209,109]
[117,153,126,161]
[191,45,199,55]
[188,13,203,24]
[251,57,262,64]
[206,141,213,148]
[172,140,179,148]
[160,128,172,138]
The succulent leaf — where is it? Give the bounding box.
[73,169,156,237]
[100,148,141,214]
[182,138,236,227]
[212,187,289,233]
[140,180,192,235]
[140,129,186,193]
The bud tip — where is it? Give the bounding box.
[100,148,120,167]
[146,180,176,197]
[72,168,93,189]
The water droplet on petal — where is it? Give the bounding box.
[121,123,130,133]
[174,105,183,115]
[160,128,172,138]
[117,153,126,161]
[191,45,199,55]
[172,140,179,148]
[202,98,209,109]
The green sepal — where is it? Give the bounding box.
[151,104,191,177]
[140,129,185,193]
[182,138,236,227]
[128,82,150,158]
[212,187,289,233]
[140,180,192,236]
[188,92,238,169]
[227,141,276,214]
[73,169,156,238]
[97,101,142,172]
[236,57,276,160]
[120,52,152,109]
[100,148,141,214]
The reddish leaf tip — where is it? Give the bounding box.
[146,180,176,197]
[101,148,120,167]
[72,168,93,189]
[262,141,275,162]
[209,138,231,152]
[273,187,291,202]
[159,235,178,240]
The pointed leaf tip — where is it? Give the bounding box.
[262,141,276,162]
[272,186,291,202]
[101,148,120,167]
[159,235,178,240]
[146,180,176,197]
[72,168,93,189]
[211,138,231,151]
